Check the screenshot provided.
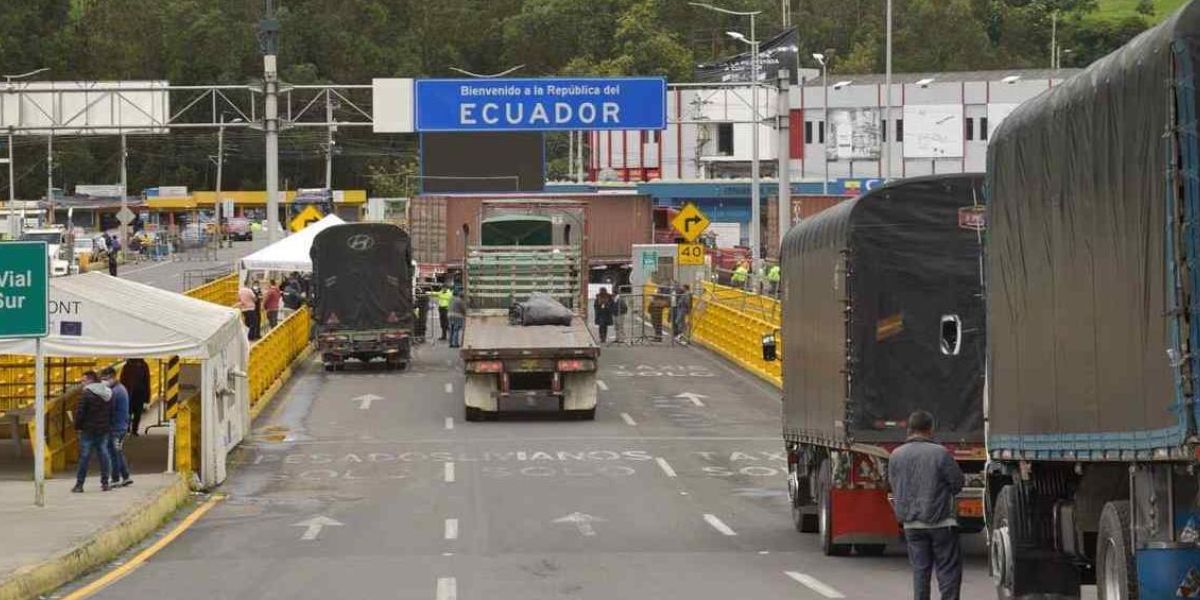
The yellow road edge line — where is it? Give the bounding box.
[61,494,226,600]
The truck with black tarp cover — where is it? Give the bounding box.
[310,223,414,370]
[985,4,1200,598]
[766,174,987,557]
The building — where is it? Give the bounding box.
[588,69,1078,184]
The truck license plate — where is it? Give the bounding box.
[956,498,983,518]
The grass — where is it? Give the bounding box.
[1093,0,1190,23]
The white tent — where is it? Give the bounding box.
[239,214,345,273]
[0,272,250,487]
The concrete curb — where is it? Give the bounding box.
[249,344,314,422]
[0,474,189,600]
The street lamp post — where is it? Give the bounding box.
[813,53,829,195]
[3,68,50,240]
[692,3,764,271]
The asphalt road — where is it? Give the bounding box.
[78,339,997,600]
[118,238,268,292]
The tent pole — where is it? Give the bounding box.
[33,338,45,507]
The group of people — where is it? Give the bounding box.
[729,258,782,295]
[592,284,691,344]
[72,359,152,493]
[238,272,308,341]
[433,285,466,348]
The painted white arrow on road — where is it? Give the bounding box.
[293,515,344,541]
[353,394,382,410]
[676,392,707,407]
[552,512,605,536]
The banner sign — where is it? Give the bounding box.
[829,108,881,161]
[695,28,799,84]
[415,77,666,132]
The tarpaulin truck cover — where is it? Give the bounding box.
[310,223,415,331]
[779,174,986,446]
[986,3,1200,458]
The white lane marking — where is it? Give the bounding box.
[620,412,637,426]
[354,394,380,410]
[436,577,457,600]
[444,462,456,483]
[703,513,737,536]
[444,382,454,394]
[444,518,458,540]
[676,392,707,407]
[597,379,609,391]
[292,515,343,541]
[445,417,455,430]
[785,572,845,599]
[655,457,678,478]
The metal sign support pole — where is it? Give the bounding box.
[33,337,44,507]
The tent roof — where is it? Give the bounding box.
[0,272,246,359]
[239,214,345,273]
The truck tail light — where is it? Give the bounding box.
[556,359,594,372]
[468,361,503,373]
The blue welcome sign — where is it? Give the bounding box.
[415,77,666,132]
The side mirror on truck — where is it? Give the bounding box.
[762,332,778,362]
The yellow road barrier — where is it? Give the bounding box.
[249,307,311,415]
[183,272,239,307]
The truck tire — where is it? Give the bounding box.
[566,407,596,421]
[818,458,850,556]
[464,406,483,422]
[1096,501,1138,600]
[788,461,817,533]
[990,484,1079,598]
[854,544,887,556]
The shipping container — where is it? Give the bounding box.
[984,4,1200,597]
[409,193,652,272]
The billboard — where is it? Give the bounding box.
[420,132,545,193]
[415,77,666,132]
[0,81,170,135]
[695,28,799,84]
[829,108,881,161]
[903,104,964,158]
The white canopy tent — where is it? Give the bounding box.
[239,214,345,274]
[0,273,250,487]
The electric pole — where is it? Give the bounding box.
[261,0,281,241]
[46,135,53,226]
[325,92,335,190]
[119,132,128,253]
[215,114,225,250]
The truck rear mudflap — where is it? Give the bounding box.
[464,358,597,418]
[319,330,412,370]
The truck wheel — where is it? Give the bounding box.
[854,544,886,557]
[818,459,850,556]
[788,462,817,533]
[1096,501,1138,600]
[464,406,483,422]
[567,408,596,421]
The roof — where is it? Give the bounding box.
[239,214,345,273]
[0,272,246,360]
[800,68,1081,87]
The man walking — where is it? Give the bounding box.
[101,367,133,487]
[447,289,466,348]
[436,285,452,341]
[238,281,260,341]
[72,371,114,493]
[264,279,282,330]
[888,410,965,600]
[120,358,151,436]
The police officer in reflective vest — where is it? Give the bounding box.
[767,263,781,295]
[436,286,453,341]
[731,260,750,290]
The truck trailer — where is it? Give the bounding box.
[985,4,1200,598]
[310,223,415,371]
[460,201,599,421]
[766,174,988,556]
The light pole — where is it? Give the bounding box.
[813,53,829,195]
[884,0,893,182]
[692,3,763,271]
[3,67,50,239]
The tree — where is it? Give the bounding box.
[1136,0,1155,17]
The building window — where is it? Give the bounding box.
[805,121,813,144]
[717,123,734,156]
[965,117,975,141]
[818,121,825,144]
[882,119,887,142]
[981,117,989,141]
[652,130,661,144]
[640,130,648,144]
[896,119,904,142]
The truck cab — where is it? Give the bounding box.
[20,227,72,277]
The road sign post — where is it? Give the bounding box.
[0,241,50,506]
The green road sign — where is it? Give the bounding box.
[0,242,49,338]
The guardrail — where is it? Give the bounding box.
[249,307,311,416]
[184,272,239,306]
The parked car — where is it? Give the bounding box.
[226,217,253,241]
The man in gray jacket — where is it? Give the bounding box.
[888,410,965,600]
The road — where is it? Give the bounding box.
[73,338,996,599]
[118,238,268,292]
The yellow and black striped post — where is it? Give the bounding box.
[163,356,181,417]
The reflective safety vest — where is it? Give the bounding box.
[436,289,453,308]
[731,265,749,283]
[767,265,781,283]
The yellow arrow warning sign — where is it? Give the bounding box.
[289,205,324,232]
[671,203,711,243]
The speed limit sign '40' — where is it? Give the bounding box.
[677,243,705,266]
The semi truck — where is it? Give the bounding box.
[460,201,599,421]
[310,223,415,371]
[985,5,1200,598]
[764,174,988,556]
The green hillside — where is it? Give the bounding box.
[1094,0,1189,23]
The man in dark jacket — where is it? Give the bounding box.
[101,367,133,487]
[72,371,114,492]
[888,410,965,600]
